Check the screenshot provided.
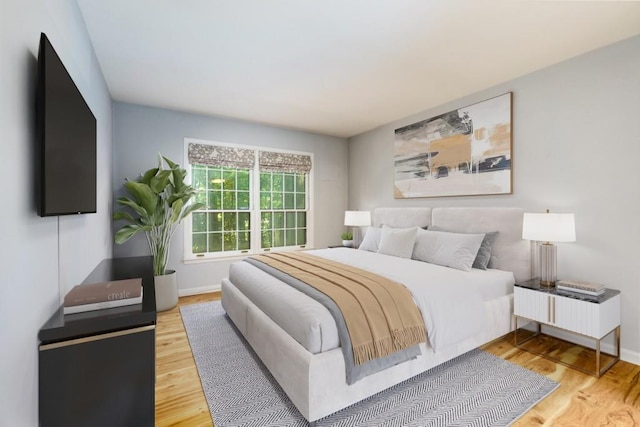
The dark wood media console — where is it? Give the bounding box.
[38,256,156,427]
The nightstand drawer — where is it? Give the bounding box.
[514,286,550,323]
[555,294,620,338]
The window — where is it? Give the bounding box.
[191,166,251,254]
[259,172,307,249]
[184,140,313,260]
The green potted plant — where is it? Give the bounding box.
[341,232,353,248]
[113,155,204,311]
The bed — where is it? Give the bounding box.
[221,207,530,424]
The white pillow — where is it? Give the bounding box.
[378,225,418,259]
[358,227,382,252]
[412,229,484,271]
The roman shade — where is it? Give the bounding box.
[259,151,312,174]
[188,142,255,169]
[188,143,312,175]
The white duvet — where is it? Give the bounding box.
[313,248,514,352]
[229,247,515,354]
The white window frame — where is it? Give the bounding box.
[183,138,314,263]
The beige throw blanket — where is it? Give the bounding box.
[252,252,427,365]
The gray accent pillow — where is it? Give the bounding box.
[474,231,499,270]
[430,226,499,270]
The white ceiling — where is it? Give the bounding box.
[77,1,640,138]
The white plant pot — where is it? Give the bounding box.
[155,269,178,312]
[342,240,354,248]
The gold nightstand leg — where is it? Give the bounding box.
[596,326,621,378]
[596,338,601,376]
[514,315,541,347]
[514,318,620,378]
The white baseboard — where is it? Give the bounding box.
[621,348,640,366]
[178,283,221,297]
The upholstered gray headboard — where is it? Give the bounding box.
[373,207,432,229]
[373,207,530,282]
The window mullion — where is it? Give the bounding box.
[251,151,260,253]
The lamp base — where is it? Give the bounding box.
[353,227,362,249]
[540,243,557,287]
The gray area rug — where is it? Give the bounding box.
[181,301,558,426]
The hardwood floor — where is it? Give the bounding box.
[482,338,640,425]
[156,292,640,426]
[155,293,218,426]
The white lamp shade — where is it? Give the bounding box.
[522,212,576,242]
[344,211,371,227]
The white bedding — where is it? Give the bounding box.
[320,248,515,303]
[229,247,515,355]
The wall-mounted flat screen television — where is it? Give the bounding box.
[37,32,97,216]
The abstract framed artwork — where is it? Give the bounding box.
[394,93,512,199]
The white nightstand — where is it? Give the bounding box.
[514,278,620,377]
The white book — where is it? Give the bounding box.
[556,285,604,297]
[556,280,604,292]
[63,290,143,314]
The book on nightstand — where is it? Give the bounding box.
[556,279,605,296]
[63,278,143,314]
[63,290,143,314]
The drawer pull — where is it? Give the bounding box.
[39,325,155,350]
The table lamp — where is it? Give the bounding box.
[522,210,576,286]
[344,211,371,248]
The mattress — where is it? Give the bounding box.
[228,247,515,355]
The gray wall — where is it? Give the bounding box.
[0,1,113,424]
[113,102,348,293]
[348,35,640,362]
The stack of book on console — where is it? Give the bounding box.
[63,278,143,314]
[556,279,605,297]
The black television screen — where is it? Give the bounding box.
[37,33,97,216]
